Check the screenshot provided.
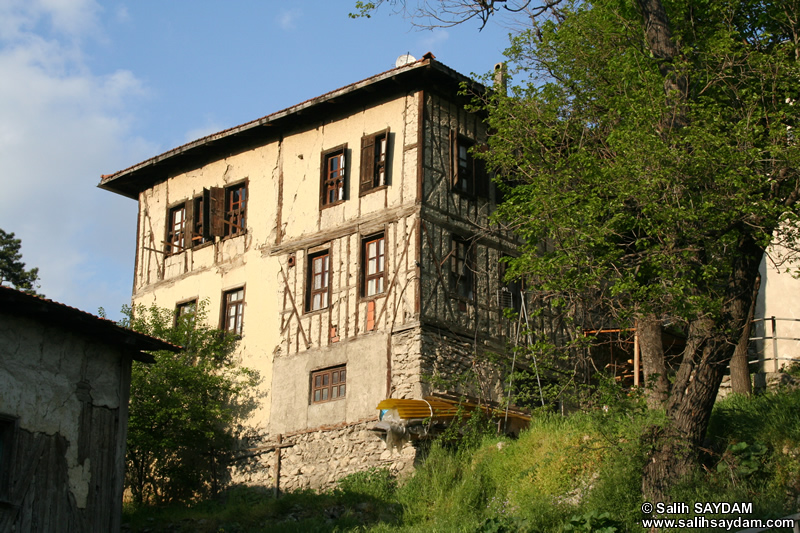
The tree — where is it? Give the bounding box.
[360,0,800,501]
[0,229,40,295]
[121,301,258,504]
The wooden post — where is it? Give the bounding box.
[633,321,640,387]
[273,434,282,498]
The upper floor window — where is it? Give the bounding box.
[307,250,330,312]
[222,288,244,336]
[450,236,475,308]
[166,204,187,255]
[321,145,346,208]
[360,129,389,195]
[224,183,247,237]
[362,233,385,298]
[498,259,522,313]
[450,131,488,198]
[191,196,207,247]
[163,183,246,255]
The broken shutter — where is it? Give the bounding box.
[183,198,193,247]
[203,187,224,239]
[360,133,376,196]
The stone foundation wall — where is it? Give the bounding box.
[229,419,417,493]
[420,328,506,401]
[391,327,424,399]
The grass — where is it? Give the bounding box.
[123,383,800,533]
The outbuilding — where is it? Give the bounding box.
[0,286,177,532]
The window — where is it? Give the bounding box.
[450,131,488,197]
[224,183,247,237]
[321,145,347,207]
[200,182,248,240]
[175,299,197,326]
[360,129,389,195]
[0,415,17,501]
[362,233,385,297]
[222,288,244,335]
[450,236,475,307]
[166,204,186,254]
[311,366,346,404]
[307,250,330,312]
[498,259,522,313]
[191,196,207,246]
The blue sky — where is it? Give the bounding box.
[0,1,513,320]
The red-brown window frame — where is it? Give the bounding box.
[310,365,346,404]
[306,249,331,312]
[224,183,247,237]
[450,130,488,198]
[174,298,198,327]
[191,196,208,247]
[221,287,245,336]
[165,203,187,255]
[361,233,386,298]
[320,145,347,208]
[359,129,389,196]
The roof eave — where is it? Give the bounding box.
[99,55,483,198]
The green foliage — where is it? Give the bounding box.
[333,468,398,503]
[561,511,621,533]
[120,388,800,530]
[482,0,800,326]
[717,441,769,477]
[0,228,40,295]
[121,301,258,504]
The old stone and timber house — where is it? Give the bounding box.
[98,53,528,491]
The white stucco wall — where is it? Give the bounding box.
[130,93,422,433]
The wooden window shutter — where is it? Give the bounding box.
[319,150,327,208]
[360,133,375,196]
[183,199,193,247]
[449,129,458,189]
[204,187,224,239]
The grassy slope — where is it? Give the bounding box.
[123,385,800,533]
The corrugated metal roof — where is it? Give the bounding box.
[377,396,531,423]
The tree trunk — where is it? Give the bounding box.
[638,315,669,408]
[730,274,760,396]
[641,237,763,502]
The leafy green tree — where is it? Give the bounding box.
[485,0,798,500]
[121,301,258,504]
[361,0,800,500]
[0,229,40,295]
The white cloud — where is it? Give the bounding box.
[0,0,153,319]
[417,29,450,50]
[0,0,101,41]
[278,9,302,31]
